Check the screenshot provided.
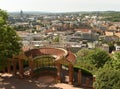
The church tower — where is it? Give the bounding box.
[20,10,23,18]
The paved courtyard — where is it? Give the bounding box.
[0,73,84,89]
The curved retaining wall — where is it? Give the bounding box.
[25,48,76,64]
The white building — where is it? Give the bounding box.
[115,45,120,51]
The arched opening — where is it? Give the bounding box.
[34,55,56,68]
[33,55,57,77]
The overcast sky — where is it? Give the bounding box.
[0,0,120,12]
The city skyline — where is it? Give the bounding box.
[0,0,120,12]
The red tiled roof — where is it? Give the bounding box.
[105,31,113,36]
[44,29,55,33]
[115,32,120,38]
[74,29,91,33]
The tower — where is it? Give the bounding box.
[20,10,23,18]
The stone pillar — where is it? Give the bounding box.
[56,63,62,83]
[78,69,82,86]
[7,60,11,73]
[86,77,90,87]
[18,59,24,78]
[92,75,96,89]
[13,59,17,76]
[2,68,5,73]
[69,64,74,85]
[28,57,34,78]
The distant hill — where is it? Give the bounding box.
[8,11,52,15]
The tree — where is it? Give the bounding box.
[0,9,22,70]
[111,52,120,70]
[0,10,8,25]
[108,42,115,53]
[76,48,111,73]
[94,51,120,89]
[76,48,96,73]
[90,48,111,68]
[94,65,120,89]
[77,48,94,57]
[116,41,120,46]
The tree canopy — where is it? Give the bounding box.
[0,9,22,69]
[0,10,8,25]
[111,52,120,70]
[94,66,120,89]
[75,48,111,73]
[93,51,120,89]
[76,48,120,88]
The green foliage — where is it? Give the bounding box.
[99,12,120,22]
[116,41,120,46]
[105,17,120,22]
[111,52,120,70]
[90,48,111,68]
[0,9,22,70]
[0,10,8,25]
[76,48,96,73]
[34,55,55,68]
[75,48,111,74]
[107,42,115,53]
[94,66,120,89]
[0,26,21,56]
[53,35,60,42]
[94,52,120,89]
[76,48,94,57]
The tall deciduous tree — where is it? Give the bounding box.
[0,9,22,70]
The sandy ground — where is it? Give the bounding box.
[0,73,84,89]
